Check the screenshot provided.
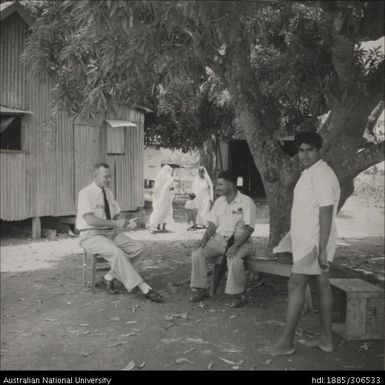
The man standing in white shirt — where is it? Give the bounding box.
[260,132,340,356]
[76,162,163,302]
[190,170,257,308]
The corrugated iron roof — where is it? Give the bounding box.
[0,1,34,26]
[0,105,33,114]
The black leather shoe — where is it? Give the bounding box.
[96,278,118,295]
[145,289,164,303]
[229,294,246,308]
[190,288,210,302]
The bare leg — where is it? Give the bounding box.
[259,273,311,356]
[302,272,334,352]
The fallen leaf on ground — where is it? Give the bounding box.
[208,362,214,370]
[44,319,57,322]
[9,330,25,333]
[138,361,146,369]
[123,361,136,370]
[182,347,196,354]
[229,315,236,319]
[110,317,120,321]
[125,321,137,325]
[165,312,188,322]
[196,319,202,323]
[80,324,89,326]
[185,338,212,345]
[255,320,284,328]
[81,352,93,357]
[220,347,243,354]
[174,358,194,365]
[359,342,371,351]
[263,359,272,365]
[107,341,130,348]
[120,329,141,337]
[161,338,181,344]
[219,357,237,365]
[209,309,216,313]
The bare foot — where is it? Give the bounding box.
[300,338,334,352]
[258,343,295,357]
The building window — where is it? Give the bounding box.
[107,126,125,155]
[0,114,22,150]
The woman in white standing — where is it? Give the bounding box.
[149,165,175,231]
[192,166,214,228]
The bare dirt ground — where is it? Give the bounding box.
[0,196,384,370]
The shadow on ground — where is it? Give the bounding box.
[1,239,383,370]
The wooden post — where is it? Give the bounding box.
[32,217,41,239]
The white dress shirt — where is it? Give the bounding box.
[76,182,121,230]
[207,191,257,238]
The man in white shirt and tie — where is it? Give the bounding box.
[76,162,163,302]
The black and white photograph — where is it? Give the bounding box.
[0,0,384,377]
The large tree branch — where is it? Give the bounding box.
[336,141,385,183]
[364,100,384,138]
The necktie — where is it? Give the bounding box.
[101,188,111,220]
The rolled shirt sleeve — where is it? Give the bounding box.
[312,169,336,207]
[242,197,257,229]
[207,202,219,227]
[77,190,93,219]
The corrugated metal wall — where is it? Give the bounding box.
[0,152,27,220]
[1,12,144,220]
[0,13,28,109]
[105,106,144,210]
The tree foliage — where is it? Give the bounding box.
[23,0,384,244]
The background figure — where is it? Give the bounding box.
[149,164,175,231]
[192,166,214,228]
[185,193,198,230]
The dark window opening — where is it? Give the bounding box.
[0,114,22,150]
[229,140,266,198]
[144,179,155,189]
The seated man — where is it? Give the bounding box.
[76,162,163,303]
[190,170,257,308]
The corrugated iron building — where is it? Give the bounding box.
[0,2,144,228]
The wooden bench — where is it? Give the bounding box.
[245,258,313,312]
[330,278,384,340]
[210,257,313,312]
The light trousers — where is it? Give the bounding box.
[190,233,254,295]
[80,229,144,292]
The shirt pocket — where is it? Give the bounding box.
[231,205,244,224]
[94,204,105,218]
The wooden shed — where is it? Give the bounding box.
[0,2,145,237]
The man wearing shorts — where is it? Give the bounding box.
[259,131,340,356]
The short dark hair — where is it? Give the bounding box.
[218,170,237,185]
[294,131,323,150]
[189,193,196,199]
[94,162,110,170]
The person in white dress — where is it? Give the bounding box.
[149,165,175,231]
[192,166,214,228]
